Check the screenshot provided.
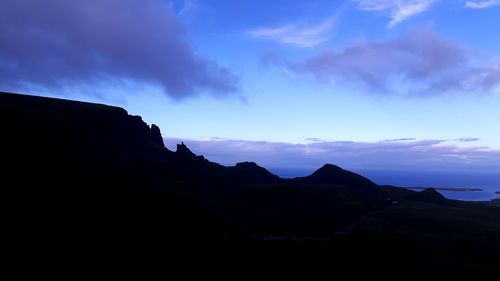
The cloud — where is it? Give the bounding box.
[357,0,437,27]
[305,138,327,142]
[168,0,198,17]
[456,137,480,142]
[164,137,500,176]
[465,0,500,8]
[248,17,335,48]
[267,28,500,95]
[0,0,237,99]
[384,138,417,142]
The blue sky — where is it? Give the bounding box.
[1,0,499,184]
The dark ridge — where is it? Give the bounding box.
[0,92,373,187]
[379,184,418,198]
[235,161,260,168]
[0,91,171,159]
[292,163,376,188]
[230,161,281,183]
[0,90,127,114]
[3,92,500,272]
[407,188,449,204]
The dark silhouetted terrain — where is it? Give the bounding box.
[2,92,500,273]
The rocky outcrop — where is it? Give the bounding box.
[176,142,197,157]
[150,124,164,147]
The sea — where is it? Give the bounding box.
[269,168,500,202]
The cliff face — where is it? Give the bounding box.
[0,92,170,162]
[1,92,180,252]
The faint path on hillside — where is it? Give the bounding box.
[335,210,381,235]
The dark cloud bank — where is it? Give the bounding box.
[0,0,237,99]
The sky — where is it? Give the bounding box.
[1,0,499,187]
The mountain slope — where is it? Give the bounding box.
[2,91,500,272]
[292,163,376,188]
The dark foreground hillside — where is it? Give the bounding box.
[2,92,500,273]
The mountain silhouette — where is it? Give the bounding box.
[293,163,376,188]
[0,91,374,188]
[2,91,500,273]
[230,161,281,183]
[407,188,449,204]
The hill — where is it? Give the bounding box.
[292,163,376,188]
[2,91,500,273]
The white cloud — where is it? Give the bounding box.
[465,0,500,8]
[357,0,437,27]
[248,17,335,48]
[266,28,500,96]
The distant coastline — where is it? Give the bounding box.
[408,187,483,192]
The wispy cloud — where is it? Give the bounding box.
[384,138,417,142]
[357,0,437,27]
[248,17,335,48]
[168,0,198,16]
[305,138,327,142]
[265,28,500,96]
[456,137,480,142]
[465,0,500,8]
